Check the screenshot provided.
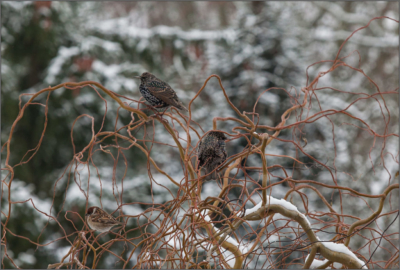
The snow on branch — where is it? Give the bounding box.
[241,195,368,269]
[88,17,237,43]
[304,255,331,269]
[317,237,367,269]
[313,28,398,48]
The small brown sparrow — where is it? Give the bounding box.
[85,206,123,232]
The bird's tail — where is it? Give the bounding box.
[204,168,218,181]
[115,220,124,225]
[177,102,188,112]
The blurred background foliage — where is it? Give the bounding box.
[1,1,398,268]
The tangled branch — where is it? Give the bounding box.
[1,16,398,269]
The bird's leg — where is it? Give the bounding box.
[155,106,170,122]
[141,103,154,112]
[161,106,169,116]
[158,106,169,117]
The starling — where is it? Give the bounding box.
[197,131,228,180]
[134,72,187,111]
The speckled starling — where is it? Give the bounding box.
[134,72,188,111]
[198,131,228,180]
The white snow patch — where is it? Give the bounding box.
[383,11,399,30]
[224,235,249,254]
[81,36,122,53]
[305,255,330,269]
[45,46,80,84]
[6,180,53,221]
[17,251,37,265]
[317,237,367,269]
[222,250,236,268]
[200,209,212,223]
[258,91,279,106]
[201,182,222,198]
[243,196,312,228]
[200,209,249,254]
[165,227,182,249]
[92,60,120,78]
[244,196,296,214]
[305,255,343,269]
[123,205,143,217]
[2,1,31,10]
[88,18,238,44]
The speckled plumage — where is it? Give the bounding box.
[198,131,228,180]
[135,72,187,111]
[85,206,123,232]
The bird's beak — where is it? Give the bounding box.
[133,76,141,79]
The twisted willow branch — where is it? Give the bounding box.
[2,16,398,269]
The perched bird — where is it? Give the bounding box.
[197,131,228,180]
[134,72,187,111]
[85,206,123,232]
